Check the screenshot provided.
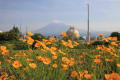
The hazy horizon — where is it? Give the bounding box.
[0,0,120,32]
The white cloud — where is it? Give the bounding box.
[52,20,62,24]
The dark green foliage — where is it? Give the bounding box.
[62,36,85,41]
[62,36,84,41]
[110,32,120,41]
[0,32,9,41]
[0,26,20,41]
[9,26,20,34]
[0,40,29,50]
[8,32,20,40]
[31,33,45,49]
[62,37,69,41]
[31,33,45,41]
[92,40,110,46]
[13,41,29,50]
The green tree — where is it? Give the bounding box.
[8,26,20,40]
[110,32,120,41]
[0,32,9,41]
[0,26,20,41]
[9,26,20,34]
[31,33,45,41]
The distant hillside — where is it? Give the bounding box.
[34,22,111,37]
[34,23,70,36]
[34,22,87,36]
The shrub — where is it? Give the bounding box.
[0,26,20,41]
[31,33,45,41]
[13,41,29,50]
[92,40,110,46]
[110,32,120,41]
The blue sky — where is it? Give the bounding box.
[0,0,120,32]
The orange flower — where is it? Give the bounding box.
[105,74,110,80]
[69,60,75,66]
[0,75,4,80]
[0,61,1,65]
[73,41,79,46]
[43,46,49,50]
[112,37,118,41]
[87,42,91,45]
[68,58,75,66]
[24,35,31,39]
[49,37,56,42]
[97,34,104,37]
[84,74,92,79]
[95,55,101,59]
[50,47,57,51]
[43,57,51,65]
[102,37,109,42]
[9,75,15,79]
[108,37,117,41]
[1,50,9,56]
[71,71,78,77]
[27,39,34,45]
[36,56,44,62]
[94,59,101,64]
[62,57,74,66]
[23,67,29,71]
[111,42,118,46]
[26,58,34,62]
[83,70,88,74]
[58,49,67,55]
[117,64,120,67]
[0,46,9,56]
[61,64,68,70]
[51,50,57,55]
[35,42,41,48]
[96,45,102,50]
[77,71,86,79]
[7,59,12,63]
[61,32,67,37]
[105,73,120,80]
[29,63,37,69]
[105,59,113,62]
[61,40,67,46]
[113,54,119,58]
[69,44,74,48]
[52,64,57,68]
[0,46,6,51]
[62,57,69,62]
[52,56,58,60]
[87,41,94,45]
[27,32,33,36]
[118,49,120,52]
[12,61,22,68]
[41,49,46,53]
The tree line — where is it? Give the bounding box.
[0,26,120,41]
[0,26,45,41]
[0,26,20,41]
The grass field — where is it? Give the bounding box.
[0,32,120,80]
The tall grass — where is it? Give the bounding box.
[0,33,120,80]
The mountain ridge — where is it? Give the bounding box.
[33,23,111,37]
